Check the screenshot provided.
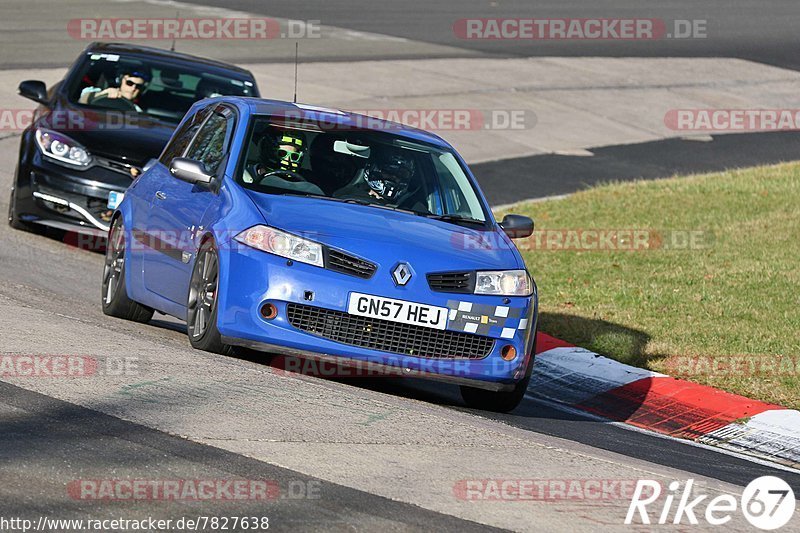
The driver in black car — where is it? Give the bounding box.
[78,69,151,112]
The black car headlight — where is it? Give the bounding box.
[35,128,93,168]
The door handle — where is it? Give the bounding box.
[155,191,167,200]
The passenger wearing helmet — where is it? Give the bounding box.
[364,152,416,201]
[335,150,418,206]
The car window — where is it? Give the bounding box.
[159,108,212,166]
[185,108,233,174]
[237,117,488,223]
[67,53,257,123]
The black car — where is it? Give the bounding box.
[8,42,260,236]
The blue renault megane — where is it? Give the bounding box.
[102,97,537,412]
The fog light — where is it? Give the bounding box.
[500,345,517,361]
[260,302,278,320]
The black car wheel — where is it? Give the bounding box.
[460,329,537,413]
[187,239,233,355]
[101,217,154,323]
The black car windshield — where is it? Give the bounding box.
[237,116,489,223]
[66,52,256,123]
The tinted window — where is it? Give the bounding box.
[67,52,257,123]
[159,108,211,166]
[185,109,232,174]
[236,117,488,223]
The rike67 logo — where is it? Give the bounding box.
[626,476,796,530]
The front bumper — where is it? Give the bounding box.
[222,336,520,391]
[14,147,132,235]
[217,245,538,389]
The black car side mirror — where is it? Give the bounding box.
[18,80,49,105]
[170,158,214,186]
[500,214,534,239]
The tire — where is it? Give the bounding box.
[101,217,154,323]
[460,330,538,413]
[187,240,233,355]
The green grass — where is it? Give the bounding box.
[499,162,800,409]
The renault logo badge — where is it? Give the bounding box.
[392,263,412,286]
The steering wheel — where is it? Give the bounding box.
[253,166,307,183]
[90,94,138,112]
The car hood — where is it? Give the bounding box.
[39,100,175,167]
[244,192,520,271]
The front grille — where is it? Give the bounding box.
[95,156,140,178]
[287,303,494,359]
[326,249,377,279]
[34,184,110,221]
[427,271,473,293]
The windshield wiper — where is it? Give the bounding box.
[424,213,486,226]
[270,192,420,217]
[338,198,419,215]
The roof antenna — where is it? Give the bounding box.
[293,42,299,103]
[170,10,179,52]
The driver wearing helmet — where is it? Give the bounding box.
[79,69,151,112]
[243,130,325,197]
[336,150,417,205]
[250,130,307,181]
[274,132,306,172]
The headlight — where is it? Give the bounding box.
[235,225,324,267]
[35,128,92,167]
[474,270,532,296]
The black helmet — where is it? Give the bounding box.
[364,151,415,200]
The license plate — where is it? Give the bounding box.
[348,292,448,330]
[107,191,124,210]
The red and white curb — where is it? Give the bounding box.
[531,333,800,469]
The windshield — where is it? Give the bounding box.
[237,117,489,223]
[66,52,257,123]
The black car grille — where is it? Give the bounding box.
[34,184,111,222]
[427,272,474,293]
[286,303,494,359]
[326,249,377,279]
[95,156,140,178]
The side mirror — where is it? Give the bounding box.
[500,214,534,239]
[169,158,214,186]
[18,80,49,105]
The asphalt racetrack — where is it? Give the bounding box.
[1,1,799,531]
